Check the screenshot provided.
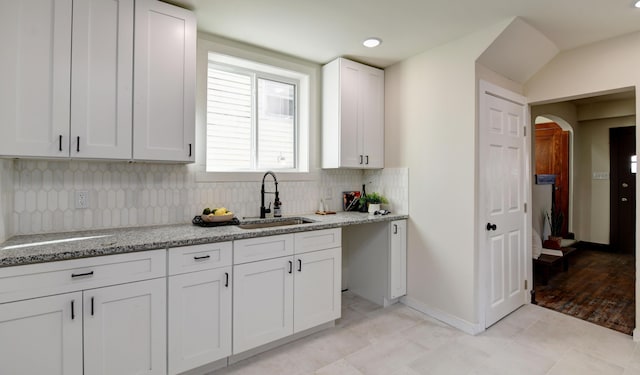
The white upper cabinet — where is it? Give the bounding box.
[133,0,196,162]
[0,0,72,158]
[0,0,195,162]
[71,0,134,160]
[322,57,384,169]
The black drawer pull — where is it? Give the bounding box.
[225,272,229,287]
[393,224,398,234]
[288,260,293,274]
[194,255,211,260]
[71,271,94,278]
[298,258,302,272]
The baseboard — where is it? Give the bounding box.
[576,241,612,252]
[400,295,484,335]
[634,328,640,342]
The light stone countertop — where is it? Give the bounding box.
[0,212,408,267]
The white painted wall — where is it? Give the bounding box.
[386,20,510,328]
[525,30,640,340]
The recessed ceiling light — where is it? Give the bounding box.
[363,38,382,48]
[635,0,640,7]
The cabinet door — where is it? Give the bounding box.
[71,0,133,159]
[233,257,293,354]
[0,292,82,375]
[133,0,196,162]
[84,278,166,375]
[361,67,385,169]
[339,59,363,168]
[168,267,232,375]
[389,220,407,299]
[0,0,72,158]
[294,247,341,332]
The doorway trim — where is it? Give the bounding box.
[477,80,532,330]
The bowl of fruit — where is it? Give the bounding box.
[201,207,234,222]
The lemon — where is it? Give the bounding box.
[214,207,228,216]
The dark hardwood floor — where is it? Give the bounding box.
[534,248,635,335]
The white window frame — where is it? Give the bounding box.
[193,35,317,183]
[206,62,300,172]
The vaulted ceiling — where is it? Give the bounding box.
[171,0,640,68]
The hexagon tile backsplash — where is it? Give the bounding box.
[5,160,408,237]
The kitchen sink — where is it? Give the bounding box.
[238,217,315,229]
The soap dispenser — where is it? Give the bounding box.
[273,192,282,217]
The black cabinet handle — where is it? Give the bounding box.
[71,300,75,320]
[298,258,302,272]
[288,260,293,274]
[486,223,497,231]
[189,143,192,157]
[366,155,369,165]
[393,224,398,234]
[59,135,63,151]
[76,136,80,152]
[71,271,94,278]
[193,255,210,260]
[224,272,229,287]
[359,155,363,164]
[91,297,94,316]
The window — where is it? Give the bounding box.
[206,57,302,172]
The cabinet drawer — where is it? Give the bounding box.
[294,228,342,254]
[168,242,232,275]
[233,234,293,264]
[0,249,166,303]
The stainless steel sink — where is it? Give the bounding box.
[238,218,315,229]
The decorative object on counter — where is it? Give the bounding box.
[315,210,336,215]
[201,207,234,222]
[359,192,388,214]
[192,215,240,227]
[342,191,362,211]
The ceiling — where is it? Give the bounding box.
[171,0,640,68]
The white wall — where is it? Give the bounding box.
[386,20,509,328]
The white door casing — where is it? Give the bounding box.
[479,81,530,328]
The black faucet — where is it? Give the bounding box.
[260,171,281,218]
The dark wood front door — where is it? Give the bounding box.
[535,122,570,237]
[610,126,636,254]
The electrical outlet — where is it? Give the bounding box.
[75,191,89,209]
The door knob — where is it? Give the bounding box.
[622,197,629,202]
[622,183,629,188]
[486,223,497,231]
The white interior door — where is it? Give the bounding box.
[479,81,528,328]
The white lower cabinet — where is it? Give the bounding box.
[0,250,167,375]
[0,292,83,375]
[168,267,232,374]
[293,247,342,332]
[233,230,342,355]
[84,278,167,375]
[389,220,407,299]
[167,242,233,374]
[233,256,294,354]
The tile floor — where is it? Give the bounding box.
[212,291,639,375]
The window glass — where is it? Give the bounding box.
[206,63,299,172]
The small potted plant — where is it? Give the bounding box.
[359,192,388,214]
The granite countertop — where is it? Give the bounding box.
[0,212,408,267]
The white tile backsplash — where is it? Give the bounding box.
[2,160,408,237]
[0,160,14,242]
